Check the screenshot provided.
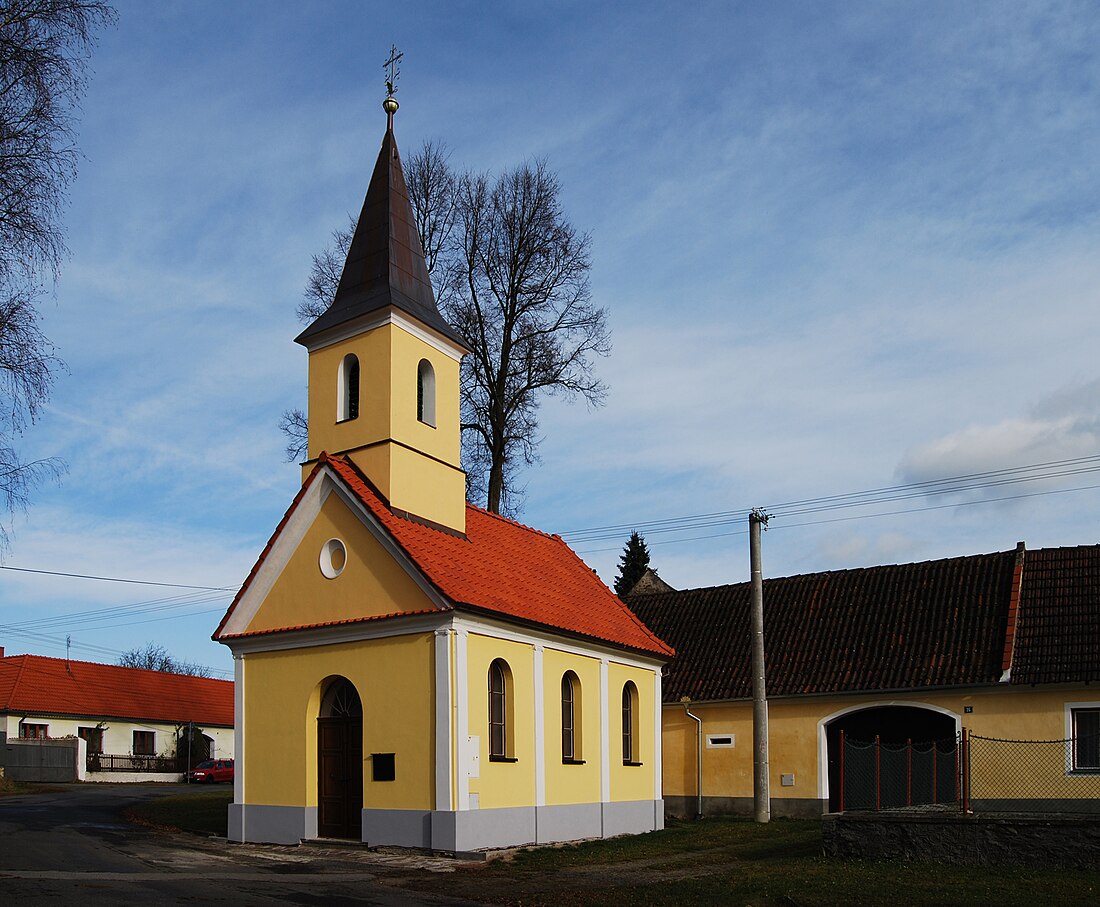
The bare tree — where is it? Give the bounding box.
[285,143,609,515]
[448,161,608,514]
[406,139,457,277]
[277,406,308,463]
[0,0,114,545]
[118,641,213,678]
[294,216,354,325]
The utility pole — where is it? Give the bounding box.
[749,508,770,823]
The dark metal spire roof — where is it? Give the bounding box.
[295,116,467,351]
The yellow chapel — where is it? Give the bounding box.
[213,92,673,850]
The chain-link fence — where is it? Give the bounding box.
[838,731,961,812]
[968,733,1100,813]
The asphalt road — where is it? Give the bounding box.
[0,783,481,905]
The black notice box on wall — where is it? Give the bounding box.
[372,753,396,781]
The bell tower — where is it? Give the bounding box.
[295,78,468,533]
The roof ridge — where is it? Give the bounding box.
[649,546,1024,597]
[464,499,561,541]
[5,652,232,683]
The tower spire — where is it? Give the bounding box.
[295,48,466,352]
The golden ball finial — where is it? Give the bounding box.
[383,95,399,115]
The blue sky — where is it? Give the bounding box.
[2,1,1099,678]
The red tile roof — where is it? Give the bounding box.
[631,549,1018,701]
[632,543,1100,702]
[0,654,233,727]
[1011,545,1100,685]
[216,454,673,658]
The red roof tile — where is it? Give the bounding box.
[631,543,1100,701]
[1011,545,1100,685]
[630,549,1018,700]
[0,654,233,727]
[216,454,672,658]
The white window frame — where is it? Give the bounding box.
[337,353,360,422]
[1065,701,1100,774]
[417,358,436,427]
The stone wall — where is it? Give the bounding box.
[823,811,1100,869]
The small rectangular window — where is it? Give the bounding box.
[78,726,104,753]
[1073,708,1100,770]
[706,734,735,748]
[19,723,48,739]
[133,730,155,756]
[371,753,396,782]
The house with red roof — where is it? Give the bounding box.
[0,650,233,778]
[629,542,1100,818]
[213,94,672,850]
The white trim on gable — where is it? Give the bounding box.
[217,465,450,639]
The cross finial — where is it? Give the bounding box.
[383,45,403,129]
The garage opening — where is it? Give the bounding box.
[826,705,957,811]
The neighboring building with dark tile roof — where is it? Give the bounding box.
[214,99,671,851]
[0,650,233,776]
[629,542,1100,818]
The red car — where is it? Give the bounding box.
[186,758,234,783]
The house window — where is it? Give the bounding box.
[338,353,360,422]
[1073,708,1100,771]
[561,671,583,762]
[488,659,515,761]
[19,723,47,739]
[622,681,641,765]
[417,358,436,426]
[133,731,155,756]
[78,726,104,754]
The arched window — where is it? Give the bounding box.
[562,671,582,762]
[488,659,513,760]
[338,354,360,422]
[417,358,436,426]
[622,681,640,765]
[320,677,362,718]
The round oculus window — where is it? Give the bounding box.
[319,538,347,579]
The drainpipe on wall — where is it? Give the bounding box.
[681,697,703,819]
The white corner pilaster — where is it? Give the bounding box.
[533,644,545,807]
[600,657,610,805]
[653,669,663,800]
[455,628,470,810]
[433,628,454,812]
[233,653,245,807]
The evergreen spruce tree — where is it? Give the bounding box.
[614,530,651,597]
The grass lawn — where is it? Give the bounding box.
[126,794,1100,906]
[0,776,62,797]
[126,788,232,836]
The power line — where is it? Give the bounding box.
[0,564,235,591]
[1,625,233,679]
[567,457,1100,547]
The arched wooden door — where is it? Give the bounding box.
[317,677,363,839]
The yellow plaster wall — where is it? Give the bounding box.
[609,662,656,802]
[242,635,435,810]
[661,686,1099,803]
[388,326,461,465]
[385,444,467,532]
[466,633,536,809]
[306,329,391,461]
[302,322,466,531]
[244,489,436,635]
[542,649,601,806]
